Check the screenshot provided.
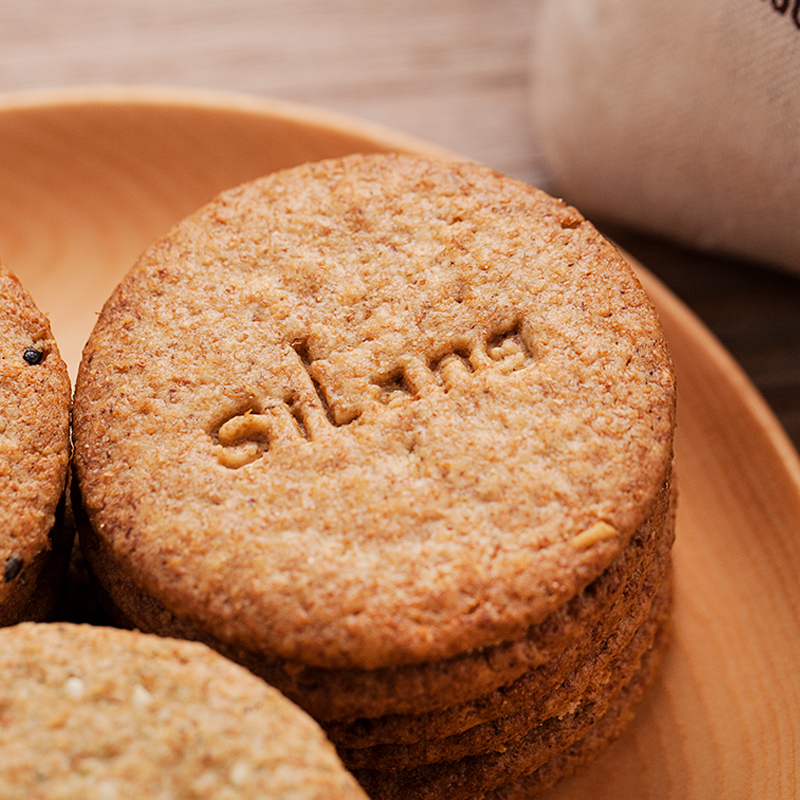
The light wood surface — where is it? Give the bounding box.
[0,90,798,798]
[0,0,542,186]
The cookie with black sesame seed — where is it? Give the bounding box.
[0,262,72,626]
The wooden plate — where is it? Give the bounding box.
[1,87,798,799]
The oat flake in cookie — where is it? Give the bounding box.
[0,622,369,800]
[0,263,71,625]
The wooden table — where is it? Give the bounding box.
[1,0,798,449]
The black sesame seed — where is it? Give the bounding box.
[23,347,44,365]
[4,555,23,582]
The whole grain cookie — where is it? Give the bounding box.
[0,263,71,626]
[0,622,368,800]
[337,569,672,769]
[75,470,674,722]
[323,485,674,740]
[481,623,670,800]
[73,153,676,675]
[350,593,671,800]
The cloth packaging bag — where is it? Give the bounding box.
[531,0,800,274]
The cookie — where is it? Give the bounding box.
[0,622,369,799]
[71,152,677,797]
[75,467,673,721]
[322,482,674,739]
[481,622,670,799]
[336,563,673,769]
[73,152,675,663]
[0,263,72,626]
[350,587,671,800]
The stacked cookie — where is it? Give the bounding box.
[0,622,369,800]
[0,263,72,626]
[72,154,677,797]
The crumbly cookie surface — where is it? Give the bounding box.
[73,153,676,669]
[74,473,673,722]
[349,589,671,800]
[0,622,368,800]
[339,576,671,771]
[327,502,673,747]
[0,264,71,618]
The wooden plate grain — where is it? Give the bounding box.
[1,87,797,800]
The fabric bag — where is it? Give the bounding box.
[531,0,800,273]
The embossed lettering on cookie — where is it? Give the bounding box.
[72,153,676,675]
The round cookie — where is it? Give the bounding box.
[76,470,674,722]
[72,153,676,677]
[335,565,673,768]
[0,622,369,800]
[0,263,71,626]
[350,596,671,800]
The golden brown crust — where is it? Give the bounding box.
[73,153,676,671]
[338,573,671,770]
[0,622,369,799]
[350,588,671,800]
[73,472,674,722]
[480,625,670,799]
[0,263,72,624]
[331,527,673,759]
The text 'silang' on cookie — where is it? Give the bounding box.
[211,319,535,468]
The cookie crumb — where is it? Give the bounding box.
[132,683,154,707]
[230,761,251,787]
